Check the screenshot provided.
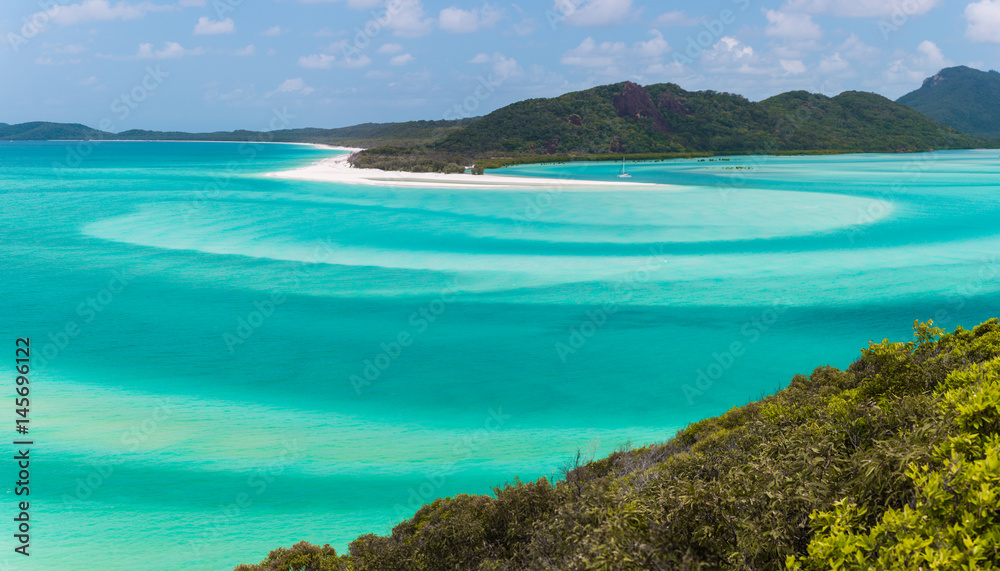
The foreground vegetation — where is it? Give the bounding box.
[351,81,996,173]
[237,318,1000,570]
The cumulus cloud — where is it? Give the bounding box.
[377,43,405,54]
[469,52,522,80]
[765,10,822,39]
[384,0,434,37]
[561,30,670,70]
[30,0,166,27]
[233,44,255,56]
[705,36,755,62]
[262,26,284,36]
[818,52,850,74]
[965,0,1000,43]
[299,49,371,69]
[884,40,951,85]
[438,3,502,33]
[134,41,200,59]
[780,59,807,74]
[297,0,382,7]
[389,53,414,65]
[194,16,235,35]
[554,0,633,27]
[781,0,939,17]
[298,53,337,69]
[269,78,314,97]
[837,33,879,61]
[653,10,700,26]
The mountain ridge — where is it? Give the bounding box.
[897,65,1000,139]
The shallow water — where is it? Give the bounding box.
[2,142,998,569]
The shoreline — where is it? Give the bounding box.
[265,148,676,190]
[42,139,342,150]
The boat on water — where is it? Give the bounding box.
[617,156,631,178]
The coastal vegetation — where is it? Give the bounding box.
[237,318,1000,570]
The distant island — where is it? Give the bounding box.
[4,67,998,175]
[235,318,1000,570]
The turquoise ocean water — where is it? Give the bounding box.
[1,142,999,569]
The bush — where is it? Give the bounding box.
[237,318,1000,571]
[234,541,348,571]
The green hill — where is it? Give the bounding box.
[352,81,992,172]
[898,66,1000,139]
[0,119,473,147]
[113,119,474,147]
[0,121,108,140]
[236,318,1000,570]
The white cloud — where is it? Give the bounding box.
[634,29,670,58]
[781,0,939,17]
[134,41,199,59]
[194,16,234,35]
[780,59,807,74]
[270,78,314,97]
[178,0,205,6]
[705,36,754,62]
[884,40,952,85]
[377,43,404,54]
[389,53,414,65]
[31,0,166,27]
[233,44,255,56]
[818,52,850,74]
[79,75,99,85]
[35,56,82,65]
[340,54,372,68]
[299,49,372,69]
[492,54,521,79]
[298,53,337,69]
[439,3,502,33]
[561,30,670,69]
[653,10,699,26]
[262,26,284,36]
[298,0,382,7]
[469,52,522,80]
[384,0,434,37]
[965,0,1000,43]
[561,37,626,68]
[555,0,633,27]
[837,33,879,61]
[765,10,822,39]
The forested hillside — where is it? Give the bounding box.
[352,81,992,172]
[898,66,1000,139]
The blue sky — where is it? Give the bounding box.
[2,0,998,131]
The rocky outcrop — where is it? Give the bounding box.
[613,81,671,133]
[657,92,691,116]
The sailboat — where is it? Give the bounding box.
[617,156,631,178]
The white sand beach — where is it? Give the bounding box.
[266,147,672,190]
